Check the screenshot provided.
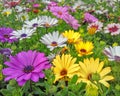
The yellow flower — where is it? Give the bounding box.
[78,58,114,88]
[52,54,80,82]
[75,41,94,56]
[62,30,81,44]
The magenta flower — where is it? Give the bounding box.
[84,12,98,23]
[50,6,69,19]
[33,3,40,8]
[64,14,80,30]
[2,50,51,86]
[0,27,17,43]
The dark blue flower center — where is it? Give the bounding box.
[21,33,27,37]
[32,23,38,27]
[51,41,58,46]
[23,65,34,73]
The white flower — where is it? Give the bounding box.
[10,28,35,40]
[103,46,120,62]
[87,21,103,32]
[16,12,29,21]
[1,8,12,16]
[72,0,85,10]
[40,31,67,51]
[23,17,44,29]
[38,16,58,28]
[95,7,108,14]
[15,6,26,13]
[104,23,120,35]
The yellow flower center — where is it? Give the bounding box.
[68,39,74,44]
[60,69,67,76]
[88,25,98,35]
[3,11,11,16]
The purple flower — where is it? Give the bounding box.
[2,50,51,86]
[64,14,80,30]
[84,12,98,23]
[0,48,12,57]
[0,27,17,43]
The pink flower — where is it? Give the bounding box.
[2,50,51,86]
[64,14,80,30]
[47,1,58,10]
[33,3,40,8]
[104,23,120,35]
[84,12,98,23]
[50,6,69,19]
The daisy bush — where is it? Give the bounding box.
[0,0,120,96]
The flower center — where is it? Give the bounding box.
[4,35,9,39]
[109,25,119,32]
[21,33,27,37]
[60,69,67,76]
[88,25,98,35]
[87,73,92,80]
[80,49,87,54]
[51,41,58,46]
[68,39,74,44]
[44,23,50,27]
[32,23,38,27]
[23,65,34,73]
[58,11,62,15]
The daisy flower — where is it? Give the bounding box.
[104,23,120,35]
[0,48,12,57]
[16,12,29,21]
[78,58,114,88]
[23,18,44,29]
[40,31,67,51]
[50,6,69,19]
[103,46,120,62]
[10,28,35,40]
[75,41,94,56]
[87,21,103,35]
[1,8,12,16]
[0,27,17,43]
[63,14,80,30]
[84,13,98,23]
[52,54,80,82]
[62,30,81,44]
[38,16,58,28]
[2,50,51,86]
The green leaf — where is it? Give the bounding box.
[69,75,78,84]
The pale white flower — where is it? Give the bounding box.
[103,46,120,62]
[104,23,120,35]
[38,16,58,28]
[42,0,51,4]
[87,21,103,33]
[16,12,29,21]
[15,6,26,13]
[40,31,67,51]
[10,28,35,40]
[23,18,44,29]
[1,8,12,16]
